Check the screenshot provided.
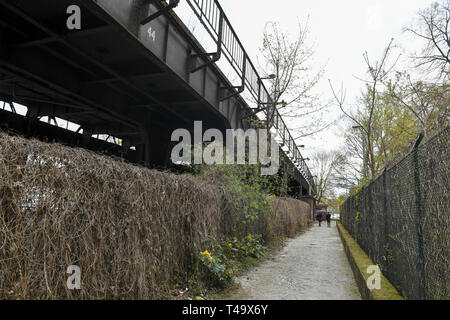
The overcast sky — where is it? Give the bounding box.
[3,1,437,165]
[176,0,436,159]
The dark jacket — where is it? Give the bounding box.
[316,214,323,221]
[326,213,331,222]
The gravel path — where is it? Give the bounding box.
[233,221,361,300]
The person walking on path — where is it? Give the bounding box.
[326,213,331,227]
[316,213,323,227]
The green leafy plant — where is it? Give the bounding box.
[233,234,266,259]
[199,250,233,286]
[384,244,395,263]
[353,178,368,225]
[388,234,398,241]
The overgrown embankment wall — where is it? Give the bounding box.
[340,127,449,300]
[0,132,310,299]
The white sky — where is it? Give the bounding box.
[176,0,436,160]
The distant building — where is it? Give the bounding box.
[299,198,331,221]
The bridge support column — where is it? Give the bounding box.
[81,127,93,147]
[281,162,289,197]
[137,118,173,169]
[25,104,40,138]
[148,125,172,168]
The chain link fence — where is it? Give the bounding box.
[341,126,449,300]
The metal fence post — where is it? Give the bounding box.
[382,168,389,265]
[413,133,426,299]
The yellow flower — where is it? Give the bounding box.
[227,269,232,276]
[202,250,211,258]
[228,243,232,248]
[211,258,216,263]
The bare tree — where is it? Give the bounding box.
[329,1,449,188]
[404,0,450,80]
[329,39,400,179]
[331,152,362,190]
[311,150,339,203]
[258,20,331,138]
[330,127,366,190]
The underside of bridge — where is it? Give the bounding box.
[0,0,312,196]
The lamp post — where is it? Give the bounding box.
[258,74,276,127]
[260,74,288,128]
[352,125,367,179]
[309,174,317,198]
[261,74,276,80]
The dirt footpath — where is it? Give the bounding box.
[232,221,361,300]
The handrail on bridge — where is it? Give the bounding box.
[181,0,314,190]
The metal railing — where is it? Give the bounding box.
[184,0,314,189]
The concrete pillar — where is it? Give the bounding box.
[137,118,172,169]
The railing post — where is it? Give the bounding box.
[382,167,389,269]
[412,133,426,299]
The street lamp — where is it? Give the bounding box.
[257,74,276,120]
[352,125,367,179]
[261,74,276,80]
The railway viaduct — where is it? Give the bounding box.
[0,0,314,197]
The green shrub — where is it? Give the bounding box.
[199,250,233,286]
[233,234,266,259]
